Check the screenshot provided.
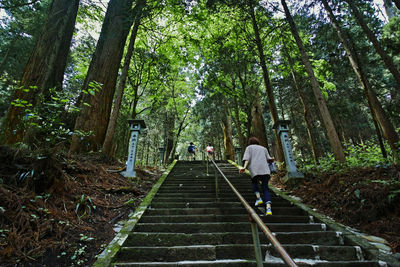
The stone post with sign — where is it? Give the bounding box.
[273,120,304,184]
[121,119,146,178]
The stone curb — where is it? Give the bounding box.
[228,160,399,267]
[92,160,177,267]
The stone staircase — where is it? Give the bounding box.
[106,161,391,266]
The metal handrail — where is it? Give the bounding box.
[211,159,297,267]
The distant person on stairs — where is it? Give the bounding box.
[239,137,275,216]
[188,142,197,161]
[206,143,214,159]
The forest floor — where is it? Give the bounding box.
[271,164,400,255]
[1,146,399,266]
[0,145,164,266]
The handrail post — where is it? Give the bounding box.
[250,217,264,267]
[214,162,219,201]
[206,158,209,175]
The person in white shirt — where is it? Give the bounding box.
[239,137,274,215]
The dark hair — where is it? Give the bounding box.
[190,142,194,145]
[208,143,212,146]
[248,137,259,145]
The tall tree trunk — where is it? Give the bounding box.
[103,0,145,156]
[236,72,253,147]
[1,0,79,144]
[69,0,134,153]
[281,43,320,165]
[321,0,395,156]
[281,0,346,162]
[222,99,234,160]
[344,0,400,87]
[248,0,284,161]
[153,135,158,165]
[233,96,247,151]
[367,97,388,158]
[130,82,140,119]
[168,108,190,163]
[250,90,269,150]
[216,130,222,160]
[145,139,150,166]
[164,112,175,163]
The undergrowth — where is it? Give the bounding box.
[298,141,396,175]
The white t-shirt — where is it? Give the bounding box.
[206,146,214,152]
[242,144,272,177]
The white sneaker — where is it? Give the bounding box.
[254,198,264,206]
[266,207,272,216]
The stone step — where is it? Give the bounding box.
[153,193,282,199]
[154,191,265,196]
[151,197,289,203]
[218,244,365,261]
[158,185,256,189]
[161,178,255,182]
[161,173,246,177]
[151,199,293,207]
[151,199,285,206]
[157,187,249,191]
[134,222,327,233]
[148,201,293,209]
[160,177,249,182]
[125,231,344,246]
[114,260,261,266]
[114,261,382,267]
[139,214,313,224]
[115,244,364,262]
[144,207,307,216]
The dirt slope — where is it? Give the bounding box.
[271,165,400,254]
[0,146,163,266]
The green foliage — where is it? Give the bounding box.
[381,17,400,56]
[75,194,95,220]
[124,198,136,207]
[82,81,102,97]
[0,0,49,80]
[299,141,394,174]
[1,0,398,169]
[345,141,390,166]
[365,179,400,204]
[6,83,100,148]
[312,59,337,99]
[16,87,78,147]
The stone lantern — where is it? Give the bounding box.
[273,120,304,183]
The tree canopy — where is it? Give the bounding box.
[0,0,399,166]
